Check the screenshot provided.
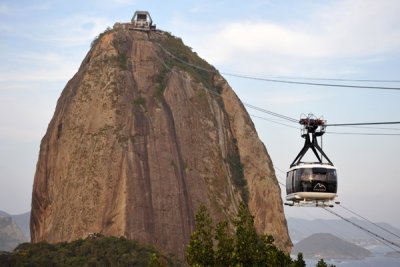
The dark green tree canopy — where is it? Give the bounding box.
[0,234,178,267]
[186,203,335,267]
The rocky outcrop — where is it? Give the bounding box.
[30,27,291,259]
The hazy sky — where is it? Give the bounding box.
[1,0,399,230]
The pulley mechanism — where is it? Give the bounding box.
[290,114,333,167]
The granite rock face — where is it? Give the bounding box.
[30,28,291,258]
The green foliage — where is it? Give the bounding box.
[215,84,223,94]
[227,152,246,187]
[112,30,130,70]
[316,258,336,267]
[292,253,306,267]
[214,221,234,266]
[226,151,249,204]
[91,26,113,48]
[227,137,249,205]
[186,204,328,267]
[233,203,260,265]
[148,253,164,267]
[154,66,169,100]
[117,53,128,70]
[0,234,177,267]
[156,33,219,94]
[133,97,146,106]
[186,203,289,266]
[186,205,215,266]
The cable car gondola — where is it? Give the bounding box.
[285,114,338,207]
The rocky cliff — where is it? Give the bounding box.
[31,27,291,259]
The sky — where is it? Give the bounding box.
[0,0,399,231]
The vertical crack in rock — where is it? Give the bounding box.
[161,98,195,240]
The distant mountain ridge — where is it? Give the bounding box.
[0,213,28,251]
[293,233,371,260]
[0,211,30,241]
[287,217,400,244]
[10,212,30,241]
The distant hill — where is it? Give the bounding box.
[0,211,30,241]
[10,212,30,241]
[386,251,400,258]
[287,217,400,244]
[0,216,28,251]
[293,233,371,260]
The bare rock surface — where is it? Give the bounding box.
[30,28,291,259]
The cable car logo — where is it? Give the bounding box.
[313,183,326,192]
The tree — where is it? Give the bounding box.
[292,253,306,267]
[0,235,176,266]
[186,205,215,266]
[186,203,329,267]
[316,258,336,267]
[186,203,297,266]
[148,253,164,267]
[214,221,234,267]
[233,202,261,265]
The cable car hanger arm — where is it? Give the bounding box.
[290,130,333,167]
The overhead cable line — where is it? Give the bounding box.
[158,45,400,132]
[275,166,400,250]
[328,125,400,131]
[206,87,298,124]
[157,44,299,124]
[276,174,380,243]
[325,122,400,136]
[326,132,400,136]
[338,204,400,240]
[326,122,400,127]
[250,114,400,135]
[323,207,400,252]
[221,73,400,91]
[250,114,301,129]
[274,174,288,190]
[243,103,298,123]
[274,166,288,175]
[277,180,286,187]
[242,75,400,83]
[158,44,400,92]
[220,71,400,83]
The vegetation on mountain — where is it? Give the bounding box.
[0,234,178,267]
[226,149,249,204]
[316,258,336,267]
[186,203,333,266]
[157,32,217,92]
